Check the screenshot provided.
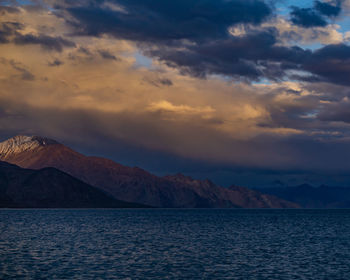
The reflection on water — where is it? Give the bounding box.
[1,209,350,279]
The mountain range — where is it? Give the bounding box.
[0,135,298,208]
[258,184,350,208]
[0,160,145,208]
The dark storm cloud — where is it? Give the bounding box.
[290,0,342,28]
[65,0,272,42]
[55,0,350,85]
[302,44,350,86]
[1,1,348,85]
[13,33,76,52]
[290,7,328,27]
[317,99,350,123]
[315,0,341,17]
[149,38,350,86]
[147,30,310,80]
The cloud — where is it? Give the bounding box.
[315,0,342,17]
[148,33,350,86]
[146,29,311,81]
[13,33,76,52]
[303,44,350,86]
[48,58,63,67]
[0,14,75,52]
[2,94,350,176]
[0,57,35,80]
[290,0,342,28]
[317,96,350,123]
[0,21,23,43]
[143,77,173,87]
[290,7,328,28]
[0,6,19,15]
[45,1,348,86]
[65,0,272,42]
[147,100,215,117]
[158,78,173,86]
[233,18,344,46]
[98,49,119,60]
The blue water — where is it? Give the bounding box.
[0,209,350,279]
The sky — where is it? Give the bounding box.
[1,0,350,188]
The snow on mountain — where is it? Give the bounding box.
[0,135,58,158]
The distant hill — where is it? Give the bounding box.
[0,135,299,208]
[258,184,350,208]
[0,161,147,208]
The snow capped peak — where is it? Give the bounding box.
[0,135,58,158]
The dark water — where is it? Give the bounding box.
[1,209,350,280]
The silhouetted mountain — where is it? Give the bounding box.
[0,135,299,208]
[0,160,147,208]
[258,184,350,208]
[164,175,298,208]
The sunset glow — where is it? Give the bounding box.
[1,0,350,187]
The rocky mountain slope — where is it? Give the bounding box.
[0,160,146,208]
[0,135,299,208]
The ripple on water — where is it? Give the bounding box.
[0,209,350,279]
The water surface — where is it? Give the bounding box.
[1,209,349,279]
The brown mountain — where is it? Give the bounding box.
[0,160,146,208]
[0,135,299,208]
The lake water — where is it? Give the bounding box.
[0,209,350,279]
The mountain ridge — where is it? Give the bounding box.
[0,135,299,208]
[257,184,350,208]
[0,160,148,208]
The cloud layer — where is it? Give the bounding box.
[51,0,350,86]
[1,1,350,186]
